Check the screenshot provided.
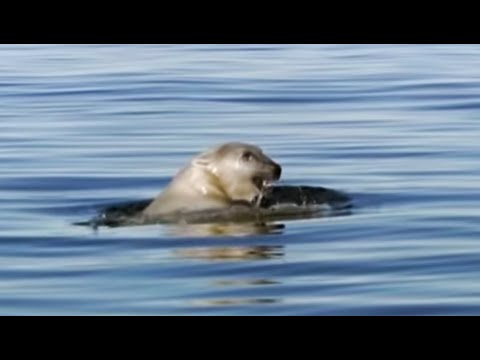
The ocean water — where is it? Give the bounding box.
[1,44,480,315]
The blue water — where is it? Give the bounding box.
[2,44,480,315]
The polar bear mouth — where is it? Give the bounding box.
[252,176,278,191]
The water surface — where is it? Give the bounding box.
[1,45,480,315]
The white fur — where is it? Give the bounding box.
[143,142,281,218]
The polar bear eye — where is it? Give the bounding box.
[242,151,254,161]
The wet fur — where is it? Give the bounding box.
[143,143,281,217]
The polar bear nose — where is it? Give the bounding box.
[272,163,282,180]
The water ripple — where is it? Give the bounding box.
[2,44,480,315]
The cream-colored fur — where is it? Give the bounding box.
[143,142,281,217]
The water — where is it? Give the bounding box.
[1,44,480,315]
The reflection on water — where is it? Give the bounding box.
[192,298,279,307]
[175,244,284,260]
[167,222,286,237]
[192,278,282,308]
[175,236,284,309]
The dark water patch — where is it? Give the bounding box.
[0,176,162,192]
[0,268,104,280]
[214,95,365,104]
[416,102,480,111]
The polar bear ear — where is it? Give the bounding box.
[192,151,216,169]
